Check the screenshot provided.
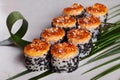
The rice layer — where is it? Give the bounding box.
[51,55,79,73]
[25,54,50,71]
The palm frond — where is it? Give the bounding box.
[109,9,120,15]
[108,13,120,20]
[29,70,52,80]
[7,70,31,80]
[80,42,120,66]
[109,4,120,10]
[91,63,120,80]
[82,56,120,75]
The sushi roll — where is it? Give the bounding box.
[86,3,108,25]
[24,39,50,71]
[78,15,101,43]
[40,27,65,45]
[52,15,76,31]
[63,3,85,18]
[67,28,92,58]
[51,42,79,73]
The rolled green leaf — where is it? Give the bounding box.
[6,11,28,38]
[11,35,30,48]
[0,11,30,47]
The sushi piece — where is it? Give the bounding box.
[24,39,50,71]
[52,15,76,31]
[67,28,92,58]
[50,42,79,73]
[63,3,85,18]
[78,15,101,43]
[86,3,108,25]
[40,27,65,45]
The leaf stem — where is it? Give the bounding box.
[7,70,31,80]
[29,70,53,80]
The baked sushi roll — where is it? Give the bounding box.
[78,15,101,43]
[63,3,85,18]
[40,27,65,45]
[52,15,76,31]
[51,42,79,73]
[24,39,50,71]
[67,28,92,58]
[86,3,108,25]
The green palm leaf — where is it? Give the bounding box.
[109,4,120,10]
[0,11,30,47]
[91,63,120,80]
[109,9,120,15]
[82,56,120,75]
[81,42,120,66]
[7,70,31,80]
[108,13,120,20]
[29,70,53,80]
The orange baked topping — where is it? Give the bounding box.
[41,27,65,42]
[52,16,76,28]
[67,29,91,44]
[24,39,50,57]
[86,3,108,17]
[78,15,101,30]
[51,42,78,59]
[63,3,84,16]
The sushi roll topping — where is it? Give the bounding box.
[24,39,50,57]
[67,28,91,44]
[63,3,84,16]
[51,42,78,59]
[78,15,101,30]
[41,27,65,42]
[52,16,76,28]
[86,3,108,17]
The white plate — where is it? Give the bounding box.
[0,0,120,80]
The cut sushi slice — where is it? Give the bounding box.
[40,27,65,45]
[24,39,50,71]
[67,28,92,58]
[52,15,76,31]
[50,42,79,73]
[78,15,101,43]
[86,3,108,26]
[63,3,85,18]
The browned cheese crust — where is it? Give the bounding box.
[86,3,108,17]
[51,42,78,59]
[67,28,91,44]
[52,16,76,28]
[24,39,50,57]
[63,3,84,16]
[41,27,65,42]
[78,15,101,30]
